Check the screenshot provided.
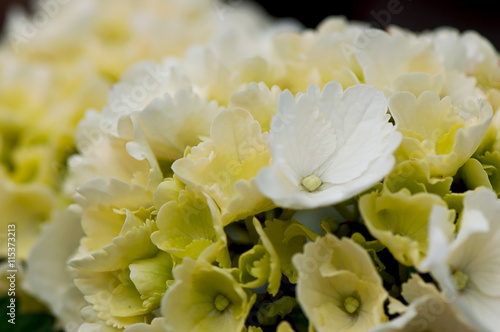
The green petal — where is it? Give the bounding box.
[459,158,493,190]
[477,151,500,194]
[171,108,274,225]
[228,82,281,133]
[239,244,271,288]
[110,281,150,317]
[283,223,320,242]
[261,219,308,284]
[293,234,387,331]
[252,218,282,296]
[152,176,185,211]
[162,258,255,332]
[69,217,158,272]
[384,159,452,196]
[389,91,492,177]
[443,192,465,216]
[151,189,217,259]
[359,189,455,266]
[129,251,174,310]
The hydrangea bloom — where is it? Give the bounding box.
[5,0,274,79]
[151,180,230,266]
[8,5,500,332]
[256,81,402,209]
[370,274,476,332]
[389,90,492,177]
[22,208,85,331]
[420,187,500,331]
[0,0,282,263]
[359,189,455,267]
[172,108,274,224]
[293,234,388,331]
[0,177,55,259]
[161,257,256,332]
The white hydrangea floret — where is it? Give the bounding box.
[370,274,476,332]
[420,187,500,332]
[256,81,402,209]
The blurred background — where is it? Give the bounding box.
[1,0,499,49]
[249,0,500,49]
[259,0,500,49]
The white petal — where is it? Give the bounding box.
[369,294,476,332]
[320,84,395,184]
[270,87,338,177]
[449,188,500,296]
[419,205,456,297]
[456,289,500,332]
[23,209,85,331]
[258,82,400,209]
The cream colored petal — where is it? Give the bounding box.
[23,208,86,331]
[172,108,273,225]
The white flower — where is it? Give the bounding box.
[369,274,476,332]
[388,91,492,177]
[228,81,282,133]
[353,27,483,107]
[256,81,401,209]
[354,29,442,93]
[268,16,366,94]
[0,177,55,259]
[64,110,153,195]
[425,28,484,73]
[123,318,166,332]
[5,0,278,78]
[22,208,86,332]
[172,108,274,225]
[420,187,500,332]
[293,234,388,332]
[161,257,256,332]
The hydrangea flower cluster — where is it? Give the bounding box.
[0,0,277,259]
[2,1,500,332]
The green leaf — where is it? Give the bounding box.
[319,216,341,234]
[351,232,385,252]
[283,223,320,242]
[257,296,297,326]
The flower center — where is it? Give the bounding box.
[214,294,230,312]
[452,270,469,291]
[302,174,322,192]
[343,296,360,314]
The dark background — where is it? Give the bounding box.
[250,0,500,50]
[1,0,499,49]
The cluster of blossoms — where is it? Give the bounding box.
[2,1,500,332]
[0,0,275,261]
